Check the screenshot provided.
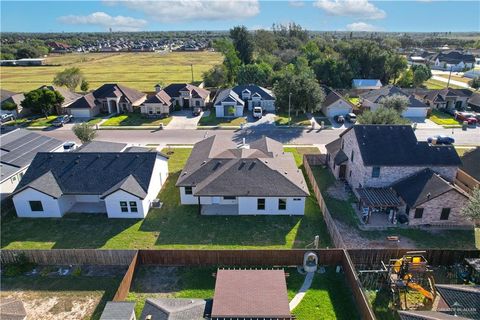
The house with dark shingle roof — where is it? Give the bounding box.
[231,84,275,112]
[161,83,210,108]
[430,50,476,71]
[11,151,168,218]
[1,89,26,118]
[213,89,245,118]
[457,147,480,192]
[321,87,353,118]
[176,136,309,215]
[100,302,135,320]
[415,88,470,111]
[141,87,172,117]
[326,125,467,227]
[360,85,430,119]
[467,92,480,112]
[65,83,146,118]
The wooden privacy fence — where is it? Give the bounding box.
[113,251,139,301]
[303,154,346,248]
[0,249,137,265]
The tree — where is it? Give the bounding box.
[385,54,408,84]
[16,47,40,59]
[462,187,480,224]
[237,63,273,86]
[1,101,17,111]
[21,88,64,118]
[254,29,278,55]
[379,94,410,112]
[214,39,241,85]
[397,69,414,88]
[312,57,352,88]
[203,65,228,87]
[357,107,410,125]
[53,67,84,91]
[80,79,89,93]
[230,26,254,65]
[72,123,97,144]
[468,77,480,90]
[412,64,432,87]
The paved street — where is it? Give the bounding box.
[38,125,480,147]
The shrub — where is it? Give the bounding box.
[3,253,36,277]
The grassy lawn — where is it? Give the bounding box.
[310,165,478,249]
[0,52,223,92]
[5,115,58,127]
[428,109,461,126]
[275,112,311,126]
[101,112,172,127]
[423,79,465,90]
[197,111,247,127]
[435,74,472,84]
[86,117,104,125]
[1,274,121,320]
[455,146,476,157]
[1,147,332,249]
[348,97,360,106]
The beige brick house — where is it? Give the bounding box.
[325,125,471,227]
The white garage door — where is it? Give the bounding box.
[402,107,427,118]
[69,108,93,118]
[327,106,351,118]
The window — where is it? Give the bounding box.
[257,198,265,210]
[148,108,153,114]
[223,196,236,200]
[129,201,138,213]
[278,199,287,210]
[19,172,24,179]
[349,170,352,177]
[29,201,43,212]
[293,198,301,201]
[120,201,128,212]
[350,150,354,162]
[184,186,193,195]
[414,208,424,219]
[440,208,451,220]
[372,167,381,178]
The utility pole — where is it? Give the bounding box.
[447,66,453,88]
[288,92,292,126]
[191,64,194,83]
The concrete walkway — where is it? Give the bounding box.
[289,272,315,311]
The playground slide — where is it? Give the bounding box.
[407,282,434,300]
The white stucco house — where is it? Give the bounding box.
[231,85,275,112]
[214,89,245,118]
[176,136,309,215]
[12,151,168,219]
[321,88,354,118]
[0,128,64,199]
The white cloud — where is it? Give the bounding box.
[58,12,147,31]
[289,1,305,7]
[108,0,260,23]
[345,22,381,31]
[314,0,386,19]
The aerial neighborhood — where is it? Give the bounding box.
[0,2,480,320]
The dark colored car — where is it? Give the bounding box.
[427,135,455,145]
[192,107,202,116]
[333,115,345,124]
[345,113,357,123]
[52,115,73,127]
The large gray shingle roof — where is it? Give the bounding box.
[140,298,208,320]
[231,85,275,100]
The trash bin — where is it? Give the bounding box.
[321,121,325,130]
[462,121,468,131]
[159,123,164,130]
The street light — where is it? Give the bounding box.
[288,92,292,126]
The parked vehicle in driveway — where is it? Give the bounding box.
[345,113,357,123]
[52,115,73,127]
[427,135,455,145]
[192,107,202,116]
[455,112,478,125]
[333,115,345,124]
[1,113,14,123]
[253,106,263,119]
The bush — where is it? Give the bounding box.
[3,253,36,277]
[72,266,82,276]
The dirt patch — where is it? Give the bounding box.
[130,266,180,295]
[326,181,351,201]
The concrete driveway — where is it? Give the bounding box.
[245,112,276,127]
[166,109,202,129]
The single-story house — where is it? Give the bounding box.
[211,269,291,320]
[37,85,83,114]
[12,151,168,218]
[0,128,64,198]
[176,136,309,215]
[457,147,480,192]
[1,89,26,117]
[352,79,383,90]
[140,298,209,320]
[415,88,470,111]
[162,83,210,108]
[231,84,275,112]
[467,92,480,112]
[100,302,136,320]
[65,83,146,118]
[213,89,245,118]
[140,88,172,117]
[321,88,354,118]
[0,58,45,66]
[361,85,430,119]
[429,50,476,71]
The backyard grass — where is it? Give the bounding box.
[1,147,332,249]
[428,109,461,126]
[197,111,247,127]
[0,52,223,92]
[101,112,172,127]
[1,274,121,320]
[275,112,312,126]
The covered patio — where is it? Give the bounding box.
[356,188,404,226]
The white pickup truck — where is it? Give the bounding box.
[253,106,263,119]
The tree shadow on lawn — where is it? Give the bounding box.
[1,213,138,249]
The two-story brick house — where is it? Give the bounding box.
[325,125,470,227]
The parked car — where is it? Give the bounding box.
[253,106,263,119]
[63,141,78,152]
[345,113,357,123]
[52,115,73,127]
[192,107,202,116]
[455,112,478,125]
[0,113,14,123]
[427,135,455,145]
[333,115,345,124]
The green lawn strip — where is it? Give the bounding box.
[24,115,58,127]
[423,79,465,90]
[197,111,246,127]
[86,117,104,125]
[101,112,172,127]
[455,146,475,157]
[275,112,311,126]
[428,109,461,126]
[1,275,121,320]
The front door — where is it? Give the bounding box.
[183,98,189,108]
[339,164,347,180]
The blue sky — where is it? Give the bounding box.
[1,1,479,33]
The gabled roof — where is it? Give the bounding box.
[66,84,145,109]
[421,88,471,102]
[76,141,127,152]
[340,125,461,167]
[176,136,309,197]
[398,310,470,320]
[460,147,480,182]
[140,298,208,320]
[352,79,382,88]
[468,92,480,107]
[325,138,348,165]
[37,85,82,106]
[435,284,480,319]
[323,89,354,108]
[100,302,135,320]
[392,169,465,207]
[145,90,172,105]
[0,89,24,106]
[431,50,476,64]
[360,85,408,103]
[232,84,275,100]
[214,89,244,106]
[13,152,160,199]
[163,83,210,100]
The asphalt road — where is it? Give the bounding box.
[38,125,480,147]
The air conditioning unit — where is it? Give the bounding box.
[151,199,163,208]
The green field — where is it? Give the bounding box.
[0,52,223,93]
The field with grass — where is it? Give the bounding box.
[1,147,332,250]
[198,112,247,127]
[101,112,173,127]
[0,52,223,92]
